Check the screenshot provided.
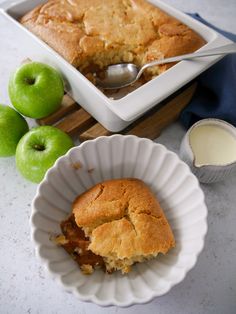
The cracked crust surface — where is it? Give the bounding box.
[73,178,175,273]
[20,0,205,81]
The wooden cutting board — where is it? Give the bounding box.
[37,82,197,141]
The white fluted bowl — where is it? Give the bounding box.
[31,135,207,307]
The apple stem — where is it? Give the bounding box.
[33,144,45,151]
[24,77,36,85]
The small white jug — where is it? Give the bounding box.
[180,119,236,183]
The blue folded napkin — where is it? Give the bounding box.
[180,13,236,128]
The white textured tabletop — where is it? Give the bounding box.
[0,1,236,313]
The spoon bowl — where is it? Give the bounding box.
[96,63,139,89]
[95,43,236,90]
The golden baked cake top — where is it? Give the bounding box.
[69,178,175,274]
[21,0,205,81]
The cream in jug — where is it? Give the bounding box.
[180,119,236,183]
[189,124,236,166]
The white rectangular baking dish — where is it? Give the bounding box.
[0,0,232,132]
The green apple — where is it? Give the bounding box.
[8,62,64,119]
[0,104,29,157]
[16,125,74,183]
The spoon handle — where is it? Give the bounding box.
[138,43,236,79]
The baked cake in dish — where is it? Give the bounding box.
[20,0,205,83]
[55,178,175,274]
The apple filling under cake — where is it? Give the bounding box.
[20,0,205,84]
[55,178,175,275]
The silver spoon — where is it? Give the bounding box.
[95,43,236,89]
